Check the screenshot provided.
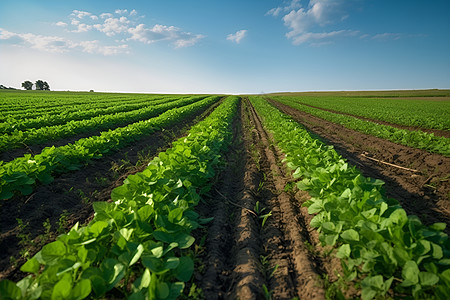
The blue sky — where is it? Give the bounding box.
[1,0,449,93]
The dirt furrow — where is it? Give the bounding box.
[246,98,326,299]
[268,98,450,232]
[198,99,266,299]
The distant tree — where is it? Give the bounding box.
[1,85,17,90]
[89,89,94,92]
[22,81,33,90]
[35,80,50,91]
[42,81,50,91]
[35,80,44,90]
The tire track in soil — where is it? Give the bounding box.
[268,98,450,232]
[196,98,326,299]
[0,101,221,281]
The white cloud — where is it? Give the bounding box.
[94,17,130,36]
[128,24,204,48]
[290,30,359,45]
[71,23,92,33]
[267,0,359,45]
[227,29,248,44]
[55,21,67,27]
[46,9,205,50]
[266,0,301,17]
[372,33,401,40]
[0,28,129,55]
[100,13,113,19]
[115,9,128,15]
[71,10,92,19]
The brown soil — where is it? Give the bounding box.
[194,98,330,299]
[0,102,220,281]
[295,101,450,138]
[268,98,450,232]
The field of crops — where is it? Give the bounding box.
[0,90,449,299]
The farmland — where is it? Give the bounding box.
[0,90,449,299]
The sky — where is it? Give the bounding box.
[0,0,449,94]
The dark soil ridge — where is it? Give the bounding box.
[246,98,326,299]
[289,100,450,138]
[197,99,266,299]
[268,98,450,232]
[0,101,221,281]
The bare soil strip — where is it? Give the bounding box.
[268,98,450,232]
[197,100,266,299]
[247,98,326,299]
[196,98,327,299]
[0,102,220,281]
[290,100,450,138]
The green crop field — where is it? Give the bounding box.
[0,90,449,300]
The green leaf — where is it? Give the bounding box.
[361,275,383,300]
[341,229,359,242]
[39,240,66,265]
[431,243,443,259]
[88,221,108,237]
[174,256,194,282]
[51,274,72,300]
[156,282,170,299]
[129,244,144,266]
[165,257,180,270]
[429,222,446,231]
[168,208,184,223]
[401,260,419,287]
[101,259,125,290]
[71,279,91,300]
[0,280,22,299]
[336,244,351,259]
[389,209,408,227]
[88,276,106,296]
[153,231,195,249]
[133,268,151,292]
[167,282,185,300]
[16,276,42,300]
[150,246,164,259]
[322,222,336,233]
[307,201,323,214]
[323,233,339,246]
[20,257,40,274]
[419,272,439,287]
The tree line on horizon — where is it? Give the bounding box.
[21,80,50,91]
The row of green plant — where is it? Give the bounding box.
[0,96,239,299]
[0,95,192,134]
[0,96,220,200]
[0,91,148,115]
[0,92,140,119]
[250,96,449,299]
[272,97,450,157]
[0,96,208,153]
[272,95,449,131]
